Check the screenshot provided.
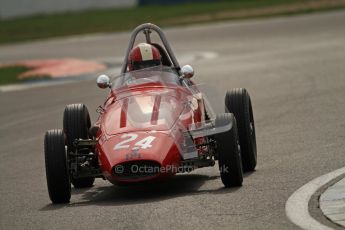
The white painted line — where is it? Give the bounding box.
[0,80,68,93]
[286,166,345,230]
[178,51,218,65]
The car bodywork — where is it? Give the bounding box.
[73,23,230,184]
[94,67,218,183]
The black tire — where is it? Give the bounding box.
[44,129,71,204]
[63,104,95,188]
[225,88,257,172]
[63,104,91,152]
[215,113,243,187]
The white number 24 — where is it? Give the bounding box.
[114,133,156,150]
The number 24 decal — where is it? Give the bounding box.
[114,133,156,150]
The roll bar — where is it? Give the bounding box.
[121,23,181,74]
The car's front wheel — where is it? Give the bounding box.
[44,129,71,204]
[215,113,243,187]
[63,104,95,188]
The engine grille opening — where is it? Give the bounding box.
[113,160,161,179]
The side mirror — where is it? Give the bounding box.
[181,65,194,79]
[97,75,111,89]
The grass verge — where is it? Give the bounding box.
[0,0,345,44]
[0,66,49,85]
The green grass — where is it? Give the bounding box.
[0,66,28,85]
[0,0,344,44]
[0,66,49,85]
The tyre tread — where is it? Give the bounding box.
[225,88,257,171]
[63,104,95,188]
[215,113,243,187]
[44,129,71,203]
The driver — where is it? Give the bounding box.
[128,43,162,71]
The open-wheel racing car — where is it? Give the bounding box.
[44,23,257,204]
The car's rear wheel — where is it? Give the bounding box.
[63,104,95,188]
[44,129,71,204]
[215,113,243,187]
[225,88,257,172]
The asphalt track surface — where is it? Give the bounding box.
[1,10,345,230]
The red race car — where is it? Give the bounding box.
[44,23,257,204]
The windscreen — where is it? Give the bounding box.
[104,91,188,134]
[111,66,181,91]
